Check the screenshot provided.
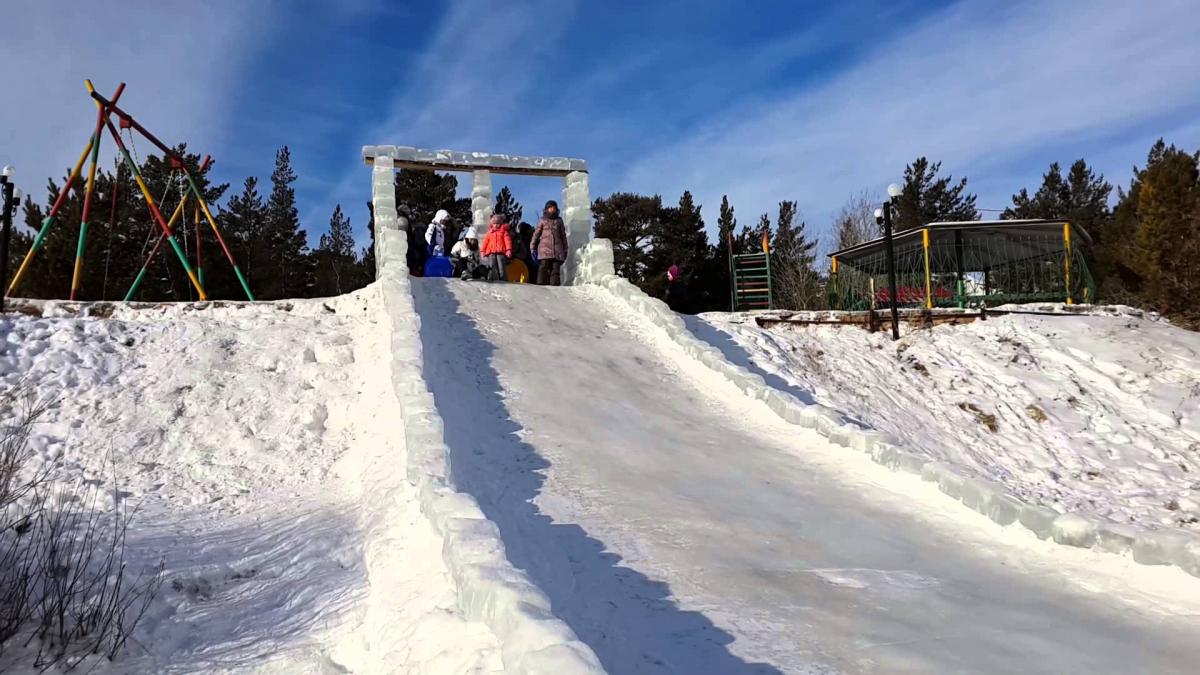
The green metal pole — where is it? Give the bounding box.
[727,233,736,311]
[8,136,96,296]
[194,202,204,289]
[125,197,188,301]
[765,252,774,310]
[954,229,965,308]
[181,172,255,301]
[104,118,206,299]
[124,268,148,302]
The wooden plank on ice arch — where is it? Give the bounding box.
[361,145,588,176]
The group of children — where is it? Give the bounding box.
[426,200,570,285]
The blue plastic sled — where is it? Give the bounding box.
[423,255,454,278]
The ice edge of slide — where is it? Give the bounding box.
[372,155,606,675]
[572,238,1200,580]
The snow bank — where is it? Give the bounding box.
[573,239,1200,578]
[372,157,603,674]
[0,292,387,672]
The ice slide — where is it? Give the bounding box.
[410,279,1200,674]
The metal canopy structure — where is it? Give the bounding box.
[829,219,1095,310]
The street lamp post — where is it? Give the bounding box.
[874,183,903,340]
[0,166,18,314]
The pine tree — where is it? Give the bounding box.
[1063,160,1112,244]
[261,146,310,299]
[643,191,708,300]
[739,213,771,253]
[216,177,268,300]
[1005,159,1112,294]
[1005,164,1066,220]
[3,194,34,295]
[313,204,358,296]
[717,196,737,250]
[652,191,707,272]
[394,169,470,272]
[11,187,64,299]
[895,157,978,231]
[771,200,822,309]
[591,192,663,285]
[359,200,376,283]
[1106,140,1200,321]
[704,195,739,310]
[494,186,523,230]
[1004,160,1110,240]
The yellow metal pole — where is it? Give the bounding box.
[922,228,933,309]
[164,195,188,232]
[104,118,206,300]
[830,255,838,308]
[185,178,255,300]
[9,81,123,297]
[1063,222,1073,305]
[7,137,95,296]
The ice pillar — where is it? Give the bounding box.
[371,156,404,277]
[562,170,592,285]
[471,170,493,234]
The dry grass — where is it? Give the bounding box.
[0,382,163,670]
[958,401,999,433]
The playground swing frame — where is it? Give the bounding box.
[6,80,255,303]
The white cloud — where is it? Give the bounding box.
[619,0,1200,235]
[0,1,272,200]
[321,0,580,231]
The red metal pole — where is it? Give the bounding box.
[7,83,125,297]
[89,93,183,163]
[50,84,125,219]
[182,172,255,300]
[91,91,253,299]
[104,116,206,299]
[71,82,125,299]
[137,156,212,278]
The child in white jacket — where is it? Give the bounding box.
[425,209,450,256]
[450,227,485,279]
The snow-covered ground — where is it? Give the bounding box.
[0,290,501,673]
[687,308,1200,531]
[6,276,1200,673]
[411,280,1200,673]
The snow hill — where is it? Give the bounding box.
[5,264,1200,672]
[406,280,1200,673]
[0,292,503,673]
[688,307,1200,531]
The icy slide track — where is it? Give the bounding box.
[408,278,1200,673]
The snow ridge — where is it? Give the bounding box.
[372,157,604,674]
[574,238,1200,578]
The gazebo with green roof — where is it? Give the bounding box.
[828,219,1095,311]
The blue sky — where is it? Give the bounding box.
[3,0,1199,257]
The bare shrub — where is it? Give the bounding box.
[0,383,163,670]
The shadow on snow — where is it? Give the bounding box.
[681,314,818,406]
[413,280,781,675]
